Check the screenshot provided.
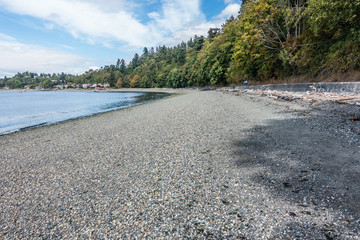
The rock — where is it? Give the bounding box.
[289,212,297,217]
[283,182,291,188]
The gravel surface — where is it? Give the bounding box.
[0,89,359,239]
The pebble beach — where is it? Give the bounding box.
[1,89,359,239]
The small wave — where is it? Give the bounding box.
[19,122,49,131]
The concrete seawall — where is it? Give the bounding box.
[226,82,360,94]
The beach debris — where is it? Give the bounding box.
[220,88,360,105]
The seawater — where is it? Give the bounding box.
[0,90,168,135]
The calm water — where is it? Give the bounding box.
[0,91,169,135]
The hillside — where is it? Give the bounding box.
[1,0,359,89]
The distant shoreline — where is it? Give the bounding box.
[0,90,173,136]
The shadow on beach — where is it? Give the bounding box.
[231,106,360,235]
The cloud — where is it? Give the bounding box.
[145,0,211,46]
[148,12,160,19]
[0,0,243,76]
[160,21,220,46]
[89,66,100,71]
[216,3,240,19]
[0,0,213,48]
[0,0,156,47]
[0,35,93,77]
[151,0,205,31]
[0,33,16,41]
[58,44,75,50]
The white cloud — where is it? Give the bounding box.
[0,0,156,47]
[0,33,16,41]
[59,44,75,50]
[148,12,160,19]
[160,21,219,46]
[0,0,212,48]
[89,66,100,71]
[0,0,243,75]
[216,3,240,19]
[0,36,93,77]
[151,0,205,31]
[147,0,220,46]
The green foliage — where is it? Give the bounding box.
[1,71,77,89]
[304,0,360,72]
[41,79,54,89]
[233,0,302,80]
[192,21,237,86]
[207,28,221,42]
[69,0,359,87]
[2,0,357,89]
[130,75,140,88]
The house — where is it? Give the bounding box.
[53,85,64,90]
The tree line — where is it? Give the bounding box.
[0,72,78,89]
[1,0,359,89]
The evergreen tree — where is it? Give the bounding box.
[129,53,140,70]
[119,59,126,73]
[116,58,121,69]
[66,0,359,89]
[207,28,220,42]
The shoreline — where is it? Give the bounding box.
[0,87,183,93]
[0,90,175,137]
[1,89,359,238]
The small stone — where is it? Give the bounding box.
[289,212,297,217]
[283,182,291,188]
[293,189,300,193]
[221,199,230,205]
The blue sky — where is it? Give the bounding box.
[0,0,241,77]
